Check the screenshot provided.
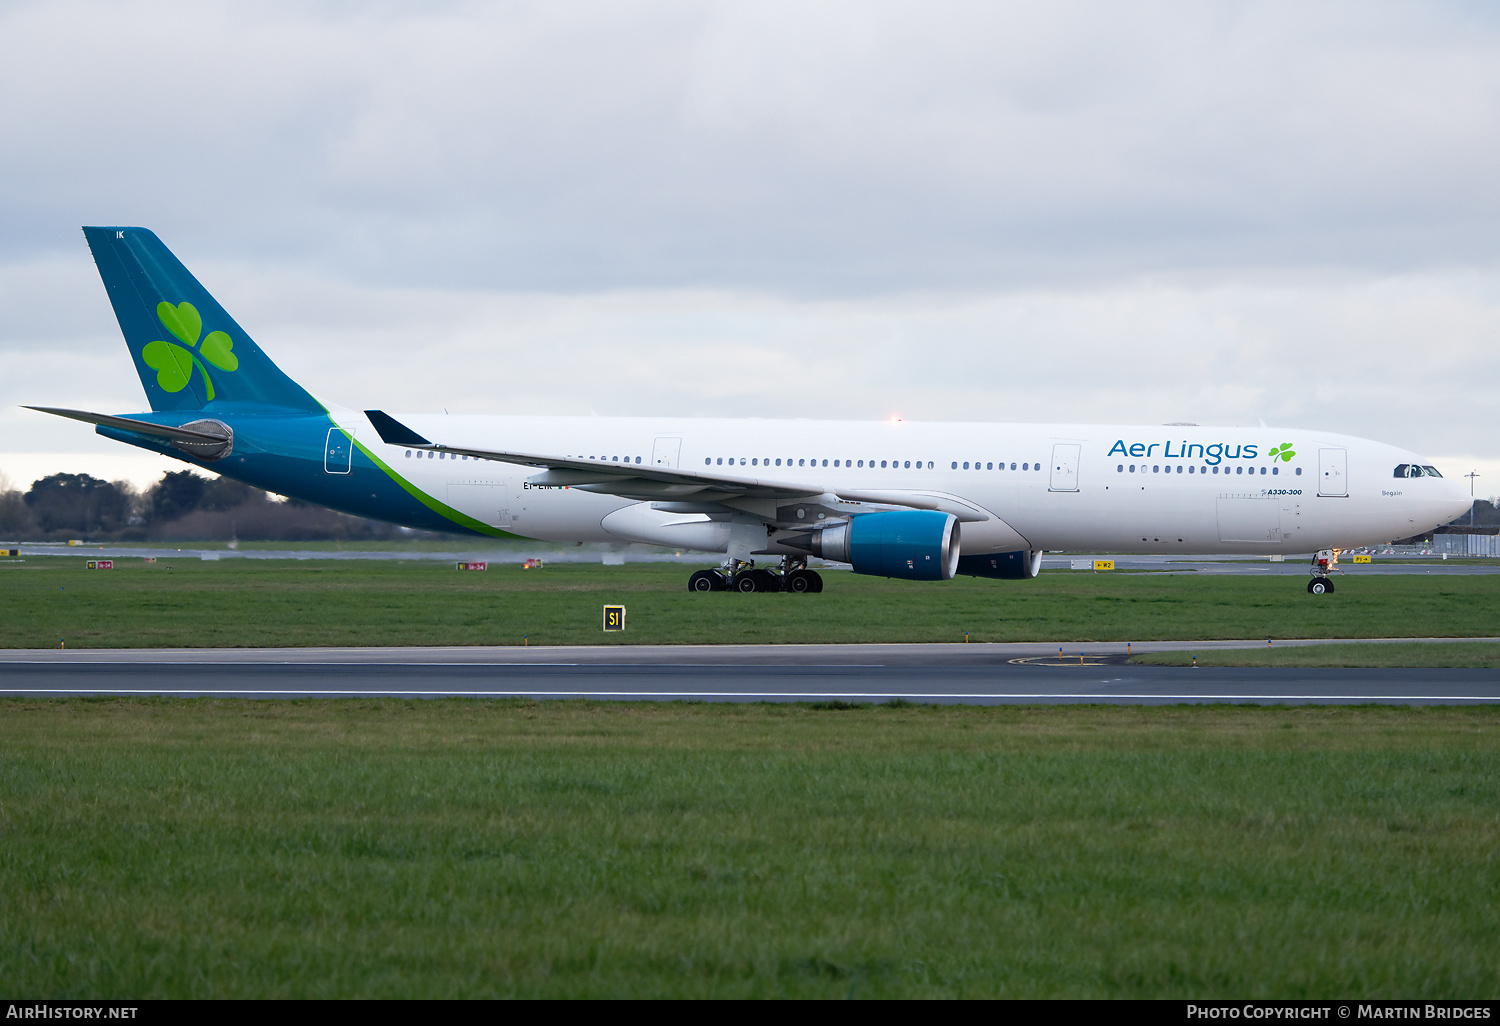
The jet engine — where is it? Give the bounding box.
[787,510,960,581]
[957,549,1043,579]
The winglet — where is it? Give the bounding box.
[364,410,431,446]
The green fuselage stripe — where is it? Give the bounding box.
[348,434,527,539]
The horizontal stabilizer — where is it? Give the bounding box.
[26,406,234,461]
[364,410,432,446]
[27,406,228,444]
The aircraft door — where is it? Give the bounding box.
[1318,448,1348,497]
[324,428,352,474]
[652,437,682,469]
[1048,444,1080,492]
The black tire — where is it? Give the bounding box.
[688,570,723,593]
[786,569,821,594]
[1308,578,1332,595]
[752,569,781,593]
[732,572,760,593]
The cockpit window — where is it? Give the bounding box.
[1395,464,1444,478]
[1422,466,1442,478]
[1393,464,1411,478]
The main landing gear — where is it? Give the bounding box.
[686,556,823,593]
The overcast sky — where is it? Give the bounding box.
[3,0,1500,498]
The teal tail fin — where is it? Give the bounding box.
[83,227,320,413]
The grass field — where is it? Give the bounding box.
[4,557,1500,648]
[2,700,1497,998]
[1136,642,1500,668]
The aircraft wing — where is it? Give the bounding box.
[365,410,824,502]
[831,489,993,523]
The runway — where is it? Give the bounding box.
[3,642,1497,704]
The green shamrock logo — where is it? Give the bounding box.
[141,301,238,400]
[1268,443,1296,462]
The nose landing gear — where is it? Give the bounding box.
[1307,548,1340,595]
[685,556,823,593]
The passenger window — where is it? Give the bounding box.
[1260,467,1266,475]
[951,462,958,469]
[1152,465,1158,473]
[1010,463,1016,470]
[1176,466,1182,474]
[1118,464,1124,472]
[1022,463,1029,471]
[858,460,864,467]
[987,462,993,470]
[903,461,910,468]
[962,462,969,470]
[1236,467,1243,475]
[1272,466,1278,475]
[405,451,411,458]
[1188,466,1194,474]
[881,461,888,468]
[1129,465,1136,473]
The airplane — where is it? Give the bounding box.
[27,227,1474,595]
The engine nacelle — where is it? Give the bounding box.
[957,549,1043,580]
[803,510,960,581]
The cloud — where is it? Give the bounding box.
[4,1,1500,287]
[2,1,1498,492]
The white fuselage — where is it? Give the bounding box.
[332,408,1472,556]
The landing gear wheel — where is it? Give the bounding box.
[786,569,823,593]
[1308,578,1334,595]
[688,570,725,592]
[732,572,761,593]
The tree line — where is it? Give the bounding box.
[0,470,455,542]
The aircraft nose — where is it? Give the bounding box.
[1445,481,1474,523]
